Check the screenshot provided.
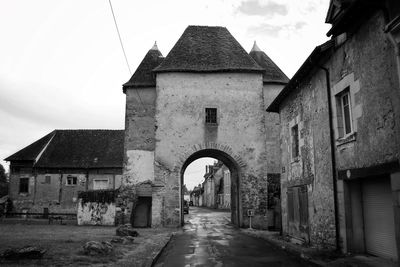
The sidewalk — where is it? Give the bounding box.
[241,228,398,267]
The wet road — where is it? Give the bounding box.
[154,206,308,267]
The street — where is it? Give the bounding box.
[154,206,309,267]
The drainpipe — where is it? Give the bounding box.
[310,59,340,251]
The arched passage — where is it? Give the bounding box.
[180,149,242,226]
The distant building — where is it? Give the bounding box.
[190,184,202,206]
[268,0,400,261]
[201,161,230,210]
[4,130,123,214]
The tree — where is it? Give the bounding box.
[0,163,8,197]
[0,164,7,184]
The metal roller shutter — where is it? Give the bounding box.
[362,178,398,260]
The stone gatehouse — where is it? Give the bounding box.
[123,25,288,228]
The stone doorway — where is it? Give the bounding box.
[180,149,241,226]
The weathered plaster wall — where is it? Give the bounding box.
[279,70,336,247]
[9,169,122,214]
[9,167,35,213]
[329,11,400,171]
[124,88,156,184]
[123,87,156,223]
[154,72,268,228]
[263,83,284,174]
[327,11,400,254]
[77,200,116,226]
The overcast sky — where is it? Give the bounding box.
[0,0,331,186]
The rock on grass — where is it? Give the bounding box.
[83,241,113,256]
[1,246,47,260]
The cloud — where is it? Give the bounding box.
[247,23,285,37]
[295,21,307,30]
[237,0,288,17]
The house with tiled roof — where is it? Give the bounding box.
[123,25,288,229]
[5,130,124,214]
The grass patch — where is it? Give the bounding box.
[0,222,176,266]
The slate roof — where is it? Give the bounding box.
[249,42,289,84]
[154,26,263,73]
[123,43,164,92]
[5,130,124,169]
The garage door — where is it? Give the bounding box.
[362,178,398,260]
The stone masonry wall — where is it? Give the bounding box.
[124,88,156,186]
[263,83,284,175]
[154,72,268,228]
[9,169,122,214]
[279,70,336,247]
[328,11,400,171]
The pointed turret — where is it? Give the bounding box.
[251,41,262,52]
[123,42,164,93]
[150,41,159,50]
[249,41,289,84]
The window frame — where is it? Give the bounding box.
[93,179,109,190]
[291,124,300,161]
[66,176,77,186]
[19,177,29,194]
[205,108,218,125]
[43,175,51,184]
[340,91,353,136]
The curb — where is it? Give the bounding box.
[241,229,324,267]
[150,232,175,267]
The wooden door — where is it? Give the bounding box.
[287,185,309,242]
[132,197,152,228]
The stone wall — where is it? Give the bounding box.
[328,11,400,171]
[263,83,284,175]
[153,72,268,228]
[123,88,156,186]
[279,70,336,247]
[326,10,400,253]
[77,201,116,226]
[8,167,122,214]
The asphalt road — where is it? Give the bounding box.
[153,206,308,267]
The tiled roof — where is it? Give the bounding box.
[154,26,263,73]
[4,131,55,162]
[267,40,335,112]
[123,43,164,92]
[249,42,289,84]
[5,130,124,169]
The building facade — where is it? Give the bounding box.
[268,0,400,261]
[123,26,288,228]
[5,130,123,214]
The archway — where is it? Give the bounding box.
[180,149,241,226]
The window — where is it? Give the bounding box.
[66,176,77,186]
[340,92,352,135]
[291,124,299,159]
[93,179,109,190]
[335,89,353,138]
[205,108,217,124]
[19,178,29,193]
[43,175,51,184]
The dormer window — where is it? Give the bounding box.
[205,108,217,124]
